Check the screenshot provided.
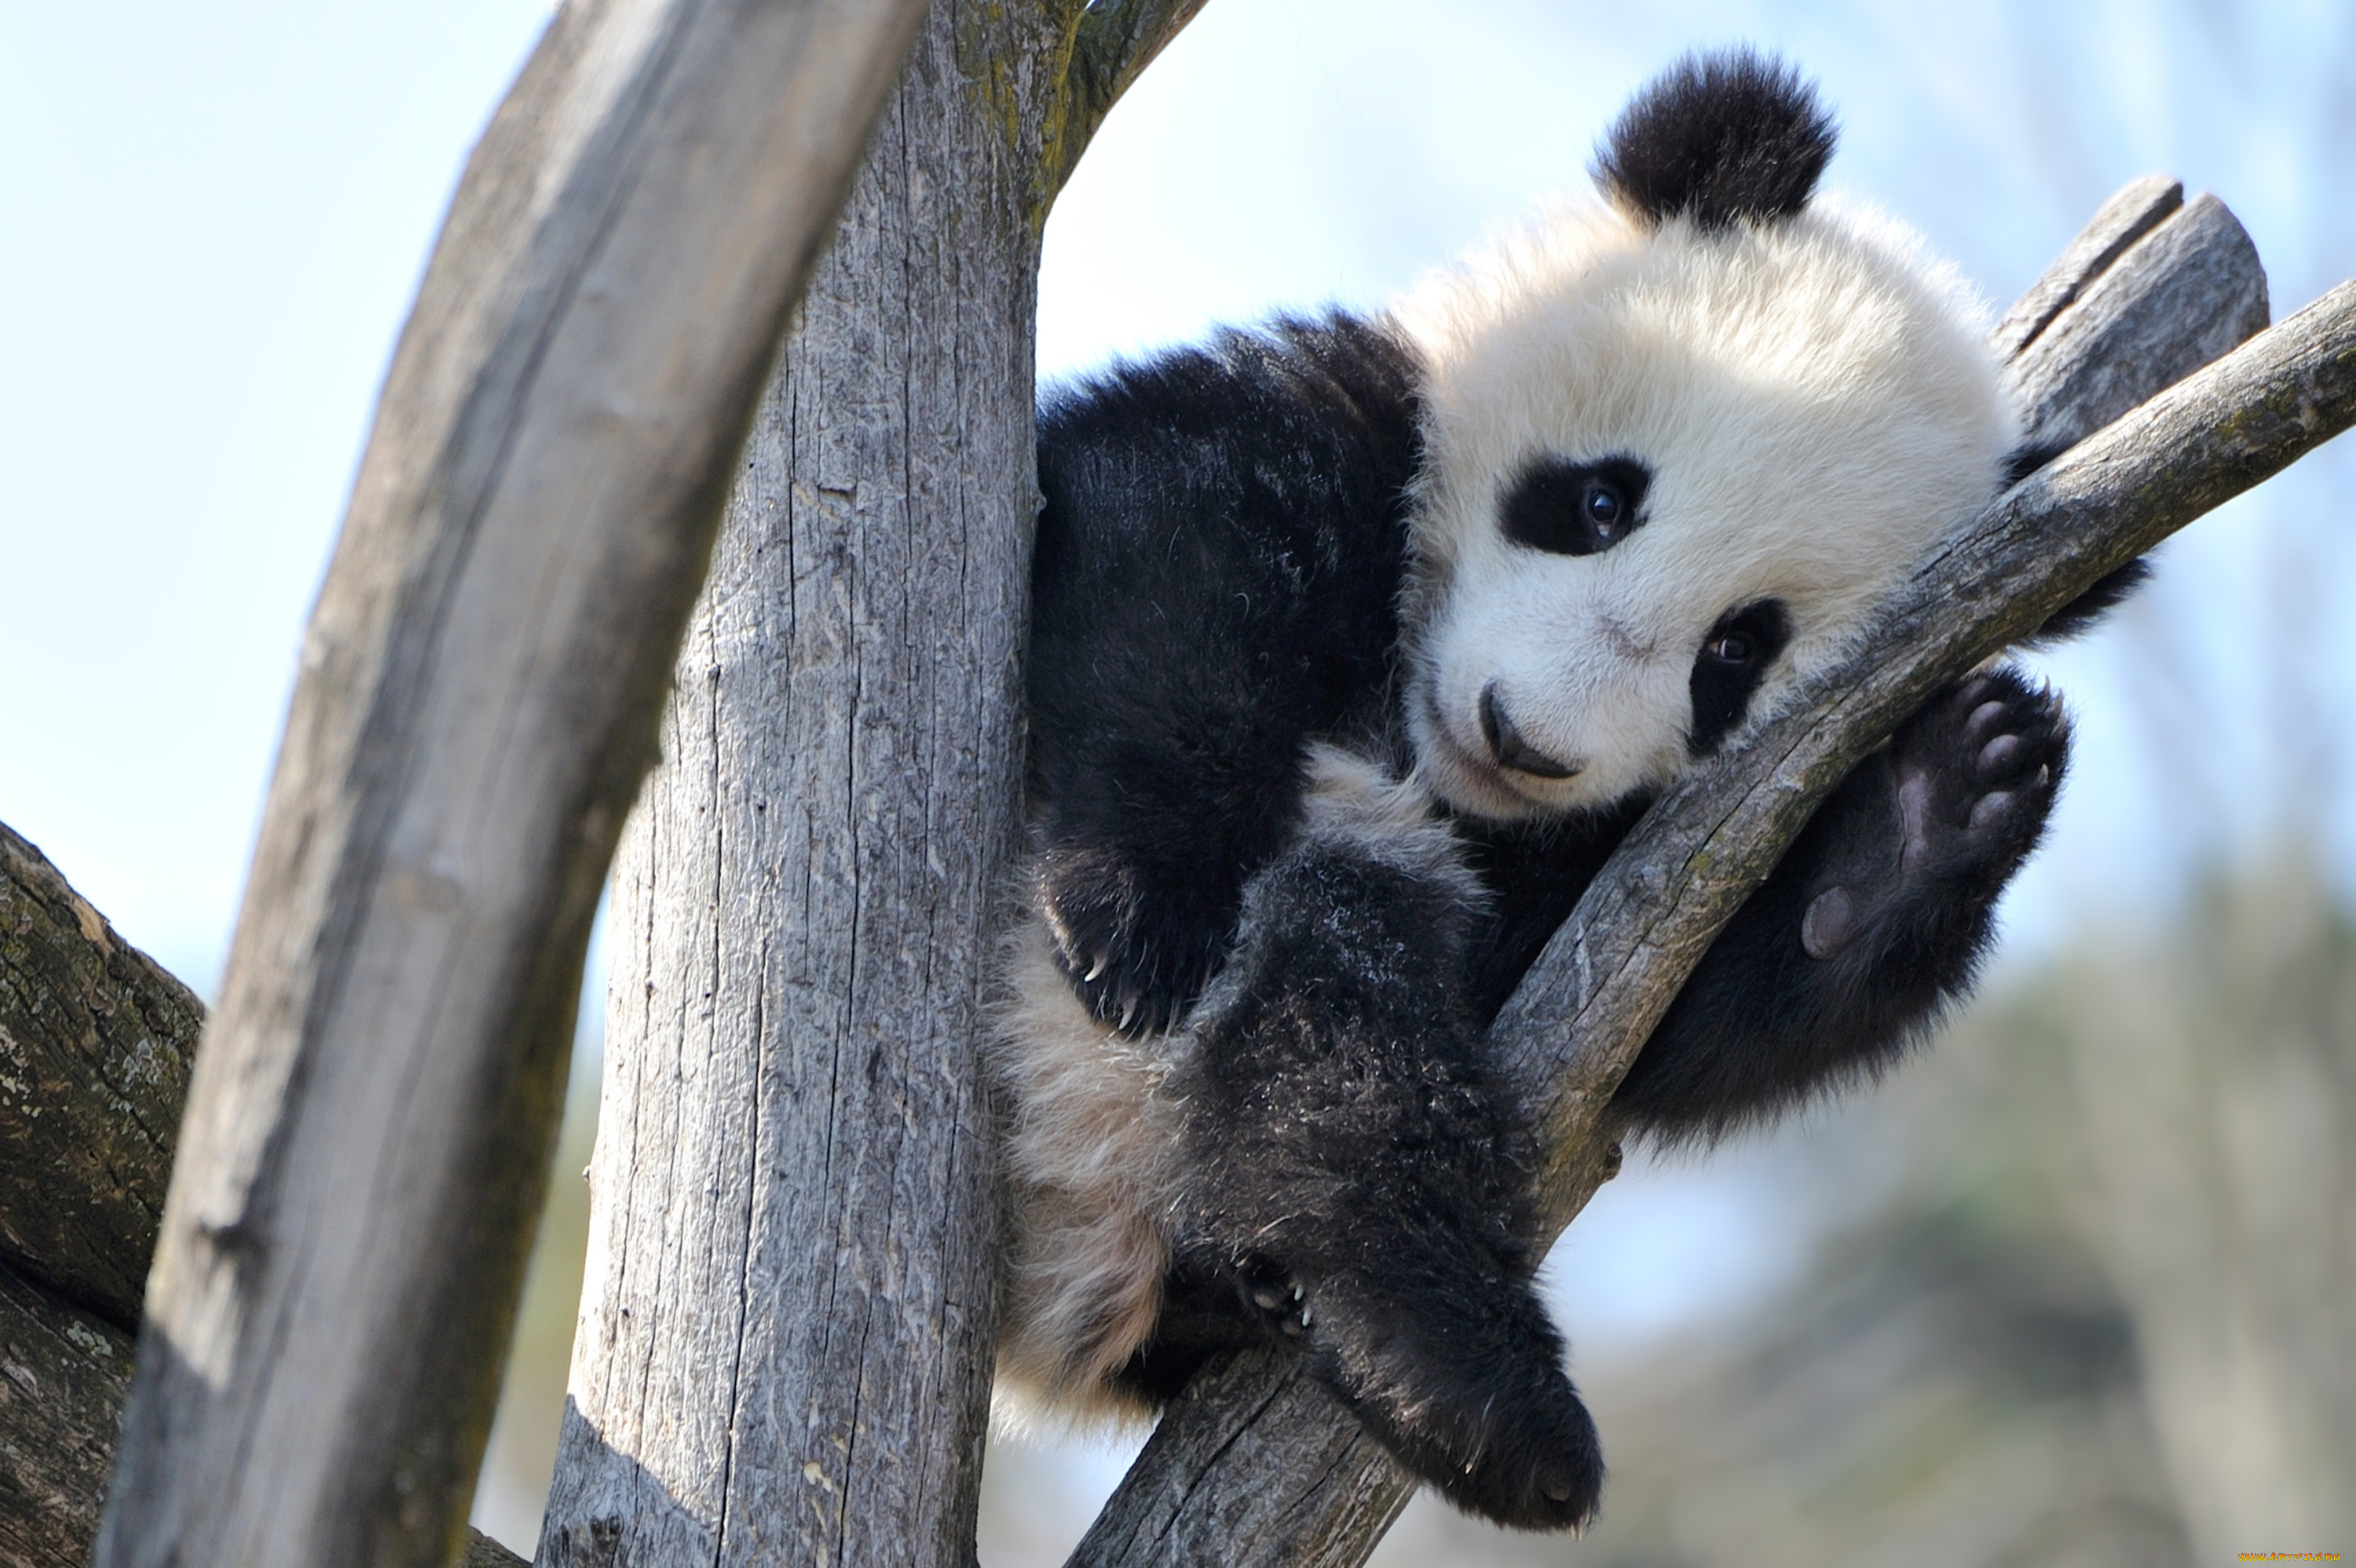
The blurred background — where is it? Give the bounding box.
[5,1,2352,1563]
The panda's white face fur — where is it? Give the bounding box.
[1394,195,2014,821]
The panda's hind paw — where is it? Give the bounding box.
[1798,667,2067,964]
[1898,667,2068,890]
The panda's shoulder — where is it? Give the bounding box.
[1039,314,1421,473]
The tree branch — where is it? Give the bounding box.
[0,822,199,1333]
[1989,172,2182,360]
[0,817,527,1567]
[1067,181,2323,1568]
[0,1237,141,1566]
[532,2,1214,1560]
[1042,0,1213,202]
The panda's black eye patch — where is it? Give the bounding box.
[1501,455,1652,556]
[1688,598,1791,756]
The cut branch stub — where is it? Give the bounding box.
[2007,189,2270,454]
[1066,181,2309,1568]
[1991,173,2183,360]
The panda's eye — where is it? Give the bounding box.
[1502,455,1652,556]
[1688,599,1794,757]
[1585,482,1624,532]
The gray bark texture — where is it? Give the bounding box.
[536,3,1202,1566]
[91,2,935,1564]
[1067,183,2321,1567]
[0,820,527,1568]
[0,821,185,1567]
[0,822,199,1333]
[0,1255,527,1568]
[0,1261,137,1568]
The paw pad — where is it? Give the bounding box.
[1802,665,2069,961]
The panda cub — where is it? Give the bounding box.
[994,51,2080,1530]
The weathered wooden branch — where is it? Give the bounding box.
[536,2,1203,1565]
[0,824,198,1334]
[0,821,528,1567]
[1041,0,1211,197]
[0,1245,139,1568]
[0,824,191,1568]
[91,2,935,1563]
[1066,181,2313,1567]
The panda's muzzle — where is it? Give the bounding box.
[1479,683,1581,780]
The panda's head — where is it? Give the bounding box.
[1396,50,2015,823]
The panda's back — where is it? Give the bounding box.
[1028,313,1428,827]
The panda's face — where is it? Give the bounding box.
[1396,197,2014,823]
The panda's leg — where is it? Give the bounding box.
[1611,665,2067,1139]
[989,913,1186,1425]
[1165,747,1604,1530]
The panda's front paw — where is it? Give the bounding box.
[1221,1252,1311,1340]
[1301,1270,1604,1530]
[1034,845,1227,1036]
[1801,667,2067,960]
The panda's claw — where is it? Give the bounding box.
[1225,1253,1313,1336]
[1034,843,1228,1037]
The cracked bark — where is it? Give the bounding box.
[1065,180,2335,1568]
[0,823,199,1335]
[536,3,1203,1565]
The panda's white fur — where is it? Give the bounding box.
[992,916,1180,1420]
[1399,193,2014,821]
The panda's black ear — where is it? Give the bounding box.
[1593,49,1835,232]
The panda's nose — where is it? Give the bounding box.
[1480,684,1579,779]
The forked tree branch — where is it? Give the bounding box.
[1066,180,2343,1567]
[1043,0,1214,200]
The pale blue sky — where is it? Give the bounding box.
[2,1,551,984]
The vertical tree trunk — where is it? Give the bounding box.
[536,4,1200,1563]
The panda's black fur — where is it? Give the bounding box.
[994,49,2111,1532]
